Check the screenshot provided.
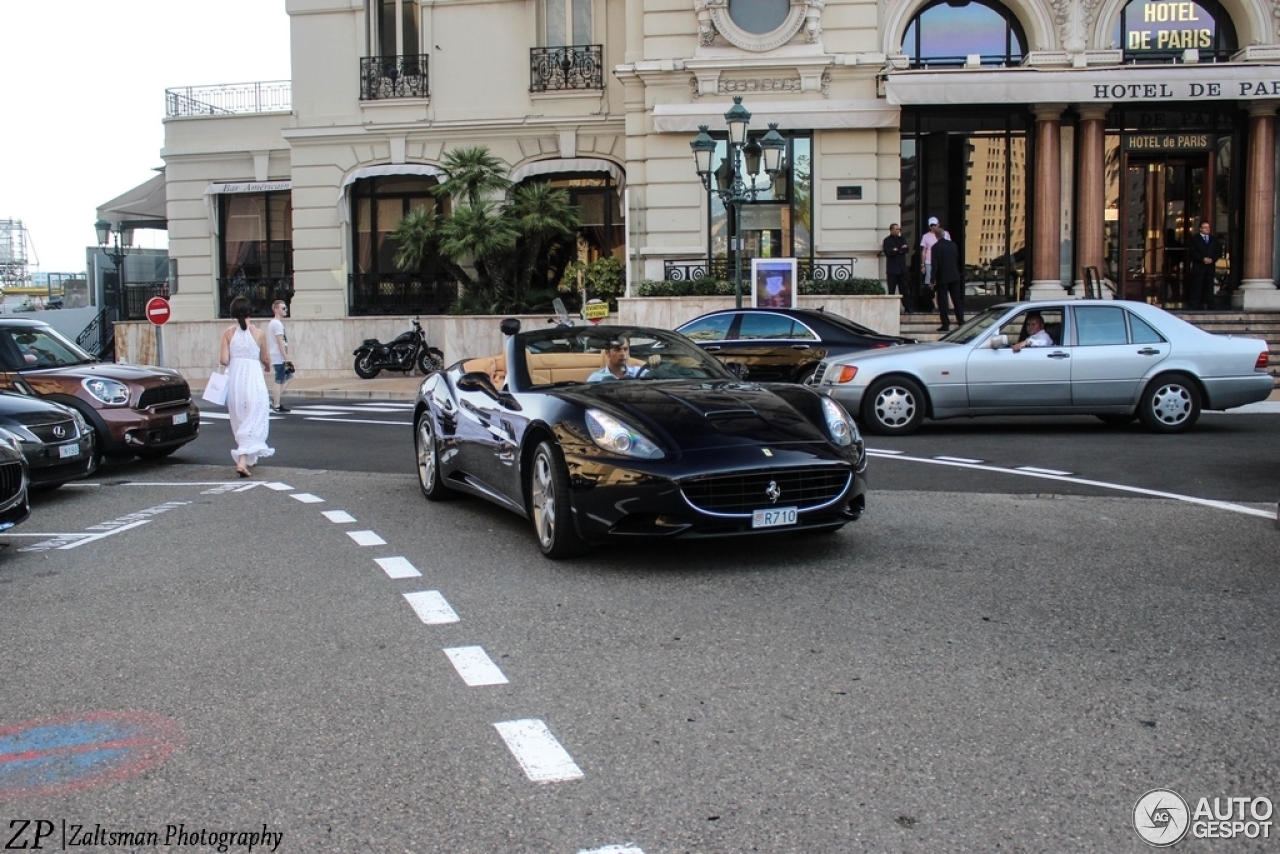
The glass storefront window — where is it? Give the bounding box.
[350,176,439,275]
[1111,0,1236,61]
[222,192,292,284]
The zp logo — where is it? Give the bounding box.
[1134,789,1191,846]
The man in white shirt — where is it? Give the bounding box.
[919,216,951,292]
[587,338,645,382]
[267,300,292,412]
[1012,312,1054,351]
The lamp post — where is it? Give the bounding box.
[94,218,132,316]
[690,97,786,308]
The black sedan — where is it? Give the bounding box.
[0,392,96,488]
[413,321,868,558]
[676,307,914,384]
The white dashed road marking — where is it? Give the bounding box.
[934,455,985,464]
[291,493,324,503]
[304,416,413,426]
[443,646,509,686]
[375,556,421,578]
[403,590,460,624]
[347,530,386,546]
[1015,465,1074,476]
[493,719,584,784]
[577,846,646,854]
[870,449,1276,519]
[322,510,356,523]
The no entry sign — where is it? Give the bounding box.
[146,297,171,326]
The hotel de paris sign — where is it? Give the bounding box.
[885,66,1280,106]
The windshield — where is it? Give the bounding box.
[519,326,735,387]
[939,308,1006,345]
[0,325,95,370]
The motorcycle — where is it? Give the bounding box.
[353,318,445,379]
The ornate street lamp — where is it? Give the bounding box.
[95,218,133,314]
[690,97,787,307]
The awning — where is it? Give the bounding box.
[203,180,293,236]
[509,157,626,214]
[97,171,167,231]
[338,164,443,224]
[884,64,1280,106]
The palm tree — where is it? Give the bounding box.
[433,146,512,208]
[505,182,581,298]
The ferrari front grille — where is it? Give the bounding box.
[680,467,851,515]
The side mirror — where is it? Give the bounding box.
[457,371,522,410]
[988,334,1009,349]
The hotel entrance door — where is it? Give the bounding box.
[1120,155,1212,306]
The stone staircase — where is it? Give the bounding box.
[899,310,1280,388]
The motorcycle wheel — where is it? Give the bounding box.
[419,347,445,375]
[353,351,381,379]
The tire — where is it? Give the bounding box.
[415,410,453,501]
[860,376,926,436]
[528,440,587,559]
[354,351,381,379]
[1138,373,1201,433]
[1095,414,1136,427]
[418,347,445,375]
[135,445,180,460]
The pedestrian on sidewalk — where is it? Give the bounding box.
[268,299,294,413]
[882,223,909,298]
[930,225,964,332]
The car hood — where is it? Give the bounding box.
[0,392,74,420]
[558,380,832,450]
[826,340,958,365]
[19,363,183,384]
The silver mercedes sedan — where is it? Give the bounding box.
[813,301,1273,435]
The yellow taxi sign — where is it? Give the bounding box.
[583,301,610,323]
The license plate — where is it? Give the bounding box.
[752,506,797,529]
[59,442,80,459]
[173,412,188,425]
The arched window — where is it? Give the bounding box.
[1110,0,1236,62]
[729,0,789,34]
[903,0,1027,68]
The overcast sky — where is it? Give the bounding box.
[2,1,292,274]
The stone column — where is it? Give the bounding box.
[1029,104,1067,300]
[1235,101,1280,310]
[1075,106,1109,298]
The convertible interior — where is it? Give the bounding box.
[461,351,648,387]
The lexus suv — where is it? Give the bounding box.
[0,319,199,459]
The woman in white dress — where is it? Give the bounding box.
[219,296,275,477]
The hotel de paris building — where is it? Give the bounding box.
[141,0,1280,331]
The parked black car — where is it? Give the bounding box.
[676,307,914,384]
[414,321,868,558]
[0,434,31,532]
[0,391,97,488]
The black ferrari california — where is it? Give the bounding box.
[413,321,868,558]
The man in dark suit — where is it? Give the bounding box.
[882,223,909,297]
[1186,220,1222,310]
[930,226,964,331]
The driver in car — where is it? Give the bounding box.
[587,338,646,382]
[1012,312,1054,352]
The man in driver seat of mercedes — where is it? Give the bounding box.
[587,337,645,382]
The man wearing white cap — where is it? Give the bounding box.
[919,217,951,292]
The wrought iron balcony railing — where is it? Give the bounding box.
[217,276,295,319]
[165,81,292,117]
[530,45,604,92]
[360,55,430,100]
[664,258,857,282]
[349,273,457,316]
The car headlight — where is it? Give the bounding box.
[0,428,22,454]
[82,377,131,406]
[831,365,859,384]
[68,408,92,438]
[585,408,665,460]
[820,396,857,447]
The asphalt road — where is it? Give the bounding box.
[1,407,1276,852]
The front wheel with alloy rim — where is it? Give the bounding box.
[861,376,926,436]
[528,440,587,559]
[415,411,453,500]
[1138,373,1201,433]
